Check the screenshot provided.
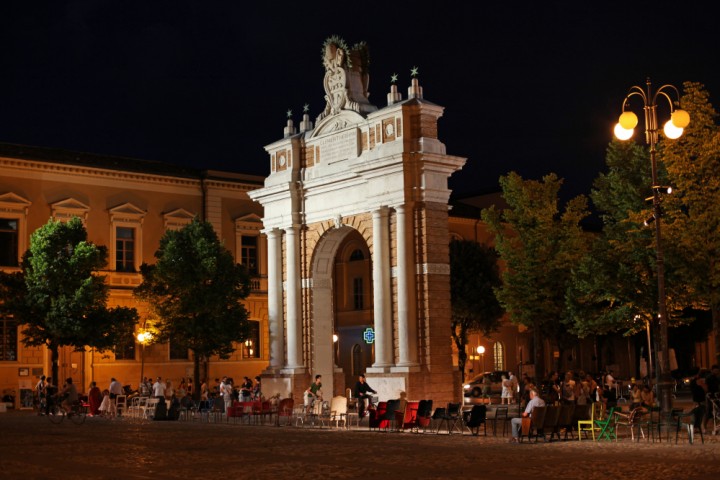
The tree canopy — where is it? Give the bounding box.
[482,172,590,375]
[449,239,503,381]
[134,218,252,397]
[0,217,138,382]
[661,81,720,364]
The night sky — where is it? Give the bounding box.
[1,2,718,202]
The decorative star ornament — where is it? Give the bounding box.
[286,109,292,119]
[303,103,310,113]
[410,66,419,77]
[390,73,398,84]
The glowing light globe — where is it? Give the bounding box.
[614,123,634,140]
[618,111,639,129]
[663,120,683,139]
[671,109,690,128]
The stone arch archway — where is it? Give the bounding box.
[308,224,361,397]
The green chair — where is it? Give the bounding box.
[594,406,618,441]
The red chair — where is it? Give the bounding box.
[395,401,420,431]
[276,398,294,426]
[369,401,389,430]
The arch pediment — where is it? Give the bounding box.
[51,197,90,221]
[163,208,196,229]
[109,202,146,224]
[310,110,365,139]
[0,192,31,214]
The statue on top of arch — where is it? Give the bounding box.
[316,36,377,123]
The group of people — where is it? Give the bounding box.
[218,375,262,412]
[34,375,79,415]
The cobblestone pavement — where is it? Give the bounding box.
[1,410,718,480]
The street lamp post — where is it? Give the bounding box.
[477,346,486,373]
[136,331,151,390]
[614,78,690,416]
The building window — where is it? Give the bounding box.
[493,341,505,371]
[241,235,258,276]
[0,316,18,361]
[352,344,363,377]
[116,227,135,272]
[349,249,364,261]
[109,202,146,274]
[169,341,189,360]
[353,277,364,310]
[243,320,260,359]
[0,219,19,267]
[114,336,136,361]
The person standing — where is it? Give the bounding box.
[501,375,513,405]
[221,378,234,413]
[252,376,262,400]
[87,381,102,416]
[353,374,376,419]
[240,376,253,402]
[108,378,123,400]
[152,376,166,399]
[35,375,46,414]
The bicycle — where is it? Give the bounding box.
[47,397,87,425]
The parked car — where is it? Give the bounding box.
[462,371,509,397]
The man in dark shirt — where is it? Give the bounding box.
[353,374,377,419]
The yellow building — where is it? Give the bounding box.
[0,143,270,404]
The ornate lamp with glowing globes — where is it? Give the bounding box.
[613,78,689,417]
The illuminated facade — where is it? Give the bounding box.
[0,144,269,402]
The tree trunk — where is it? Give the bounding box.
[192,353,201,402]
[533,321,545,378]
[712,303,719,366]
[50,344,59,386]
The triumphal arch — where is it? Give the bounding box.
[249,37,466,404]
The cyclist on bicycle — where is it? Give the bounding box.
[60,378,78,414]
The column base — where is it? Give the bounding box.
[390,364,421,373]
[280,366,307,375]
[366,366,392,374]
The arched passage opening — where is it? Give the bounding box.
[310,225,372,396]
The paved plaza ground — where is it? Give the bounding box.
[1,409,719,480]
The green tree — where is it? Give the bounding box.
[662,81,720,364]
[134,218,251,399]
[0,217,138,383]
[450,239,504,382]
[567,140,659,337]
[482,172,590,376]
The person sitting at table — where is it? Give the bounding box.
[510,387,545,443]
[640,385,655,408]
[629,384,643,410]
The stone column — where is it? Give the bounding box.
[370,208,392,369]
[285,225,303,369]
[266,229,284,370]
[395,205,418,367]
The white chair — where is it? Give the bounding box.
[329,395,347,428]
[127,396,148,419]
[115,395,127,417]
[143,397,160,419]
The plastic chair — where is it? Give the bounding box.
[519,405,546,443]
[436,402,462,434]
[578,402,603,441]
[488,406,509,436]
[115,395,127,417]
[556,403,575,440]
[540,405,561,442]
[462,404,487,436]
[414,399,433,433]
[675,405,705,445]
[594,406,618,441]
